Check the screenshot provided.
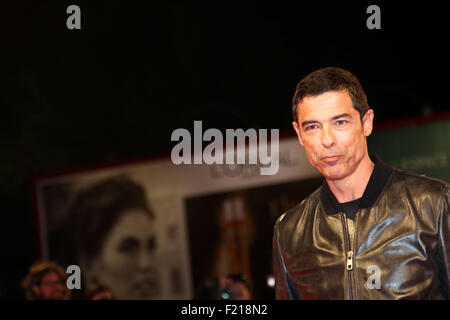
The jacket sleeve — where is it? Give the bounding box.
[273,215,299,300]
[439,184,450,298]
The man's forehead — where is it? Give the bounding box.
[297,90,355,120]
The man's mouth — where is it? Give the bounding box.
[321,155,342,164]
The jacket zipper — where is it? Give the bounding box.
[346,250,353,270]
[341,213,355,299]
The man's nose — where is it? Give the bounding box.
[321,125,335,148]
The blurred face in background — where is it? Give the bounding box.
[86,209,160,299]
[32,271,67,300]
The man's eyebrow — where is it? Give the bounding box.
[300,120,318,128]
[331,113,351,120]
[301,113,351,127]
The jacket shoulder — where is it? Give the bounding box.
[391,169,449,196]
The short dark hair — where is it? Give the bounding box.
[292,67,369,122]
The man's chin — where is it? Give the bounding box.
[320,168,347,181]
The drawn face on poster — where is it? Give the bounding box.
[41,176,164,299]
[69,177,161,299]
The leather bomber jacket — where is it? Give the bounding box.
[273,154,450,299]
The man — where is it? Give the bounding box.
[273,67,450,299]
[22,261,71,300]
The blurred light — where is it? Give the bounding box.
[266,275,275,288]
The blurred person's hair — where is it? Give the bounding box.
[194,277,221,300]
[22,261,70,300]
[194,273,251,300]
[292,67,369,122]
[85,284,115,300]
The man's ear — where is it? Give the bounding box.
[362,109,374,137]
[292,121,304,146]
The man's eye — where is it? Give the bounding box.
[305,124,319,131]
[336,120,348,126]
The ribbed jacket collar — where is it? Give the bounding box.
[320,154,394,215]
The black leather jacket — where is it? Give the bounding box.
[273,154,450,299]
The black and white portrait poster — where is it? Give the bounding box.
[34,137,320,299]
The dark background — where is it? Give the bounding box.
[0,1,449,298]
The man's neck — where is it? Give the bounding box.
[325,154,375,203]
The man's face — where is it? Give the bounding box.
[292,90,374,181]
[33,271,66,300]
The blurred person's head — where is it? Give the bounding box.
[218,274,251,300]
[22,261,71,300]
[68,177,160,299]
[195,274,251,300]
[85,284,115,300]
